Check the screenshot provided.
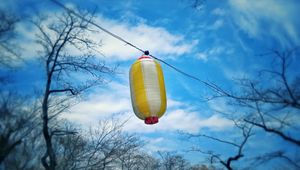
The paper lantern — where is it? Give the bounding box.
[129,55,167,125]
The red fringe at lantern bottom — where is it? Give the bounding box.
[144,116,159,125]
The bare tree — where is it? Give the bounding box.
[0,8,20,68]
[189,164,215,170]
[0,90,40,166]
[208,49,300,144]
[119,151,145,170]
[120,152,161,170]
[199,48,300,169]
[244,150,300,170]
[51,119,143,170]
[33,10,114,170]
[239,50,300,146]
[82,120,142,170]
[49,121,83,170]
[158,151,190,170]
[185,119,253,170]
[0,8,20,86]
[2,127,44,170]
[117,142,146,170]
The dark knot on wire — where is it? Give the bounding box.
[144,50,149,55]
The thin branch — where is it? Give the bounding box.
[244,119,300,146]
[49,88,76,95]
[188,133,240,148]
[51,130,77,137]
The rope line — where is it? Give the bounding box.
[50,0,219,90]
[50,0,145,54]
[149,54,224,93]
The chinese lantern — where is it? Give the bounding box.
[129,55,167,125]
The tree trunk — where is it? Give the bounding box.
[41,77,56,170]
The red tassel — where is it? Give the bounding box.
[144,116,159,125]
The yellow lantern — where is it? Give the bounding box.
[129,55,167,124]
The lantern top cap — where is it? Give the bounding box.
[138,50,151,60]
[138,55,151,60]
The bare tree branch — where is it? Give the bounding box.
[244,119,300,146]
[0,9,21,68]
[34,9,115,170]
[49,89,76,95]
[185,120,253,170]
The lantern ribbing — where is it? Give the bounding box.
[129,56,167,124]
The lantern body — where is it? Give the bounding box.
[129,56,167,124]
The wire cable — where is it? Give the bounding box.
[50,0,145,54]
[149,54,220,90]
[50,0,222,91]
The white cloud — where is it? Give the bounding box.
[167,98,186,109]
[15,23,42,59]
[228,0,300,47]
[210,19,224,30]
[198,19,224,31]
[207,46,225,55]
[62,79,233,134]
[123,109,233,134]
[221,66,250,80]
[196,52,208,61]
[15,11,197,61]
[196,46,233,61]
[200,115,234,130]
[141,137,173,154]
[91,15,198,60]
[61,81,132,125]
[208,99,230,113]
[212,8,226,16]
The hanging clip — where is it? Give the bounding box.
[139,50,151,60]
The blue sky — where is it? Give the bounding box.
[1,0,300,169]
